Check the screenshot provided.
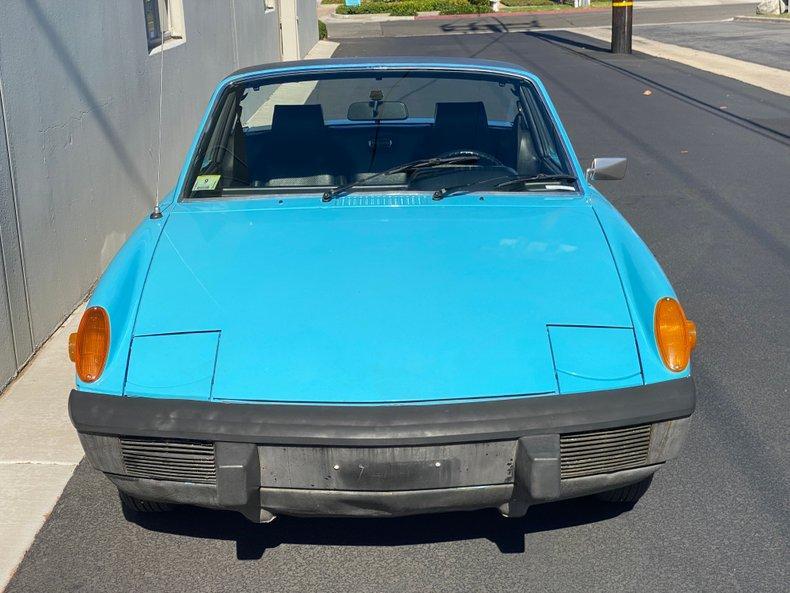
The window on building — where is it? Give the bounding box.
[144,0,185,51]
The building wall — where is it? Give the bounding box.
[297,0,320,58]
[0,86,34,386]
[0,0,317,391]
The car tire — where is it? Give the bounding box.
[118,490,174,513]
[594,475,653,504]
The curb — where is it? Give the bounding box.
[326,13,415,22]
[325,7,610,23]
[415,7,608,20]
[733,15,790,23]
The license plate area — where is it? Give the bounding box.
[259,442,515,491]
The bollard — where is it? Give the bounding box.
[611,0,634,54]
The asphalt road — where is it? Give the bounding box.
[325,4,754,38]
[8,31,789,593]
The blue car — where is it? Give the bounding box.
[69,58,697,523]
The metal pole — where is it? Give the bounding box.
[611,0,633,54]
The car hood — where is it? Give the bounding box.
[131,198,633,403]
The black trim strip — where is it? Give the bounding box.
[69,378,694,447]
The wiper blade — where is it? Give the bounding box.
[494,174,578,189]
[432,173,578,201]
[432,174,515,200]
[322,155,480,202]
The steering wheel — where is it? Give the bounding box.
[437,149,507,169]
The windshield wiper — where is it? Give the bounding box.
[432,173,578,201]
[494,174,578,190]
[322,155,480,202]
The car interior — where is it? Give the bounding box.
[190,75,572,197]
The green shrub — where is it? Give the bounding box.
[337,0,492,16]
[318,19,328,39]
[321,0,343,4]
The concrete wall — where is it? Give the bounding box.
[0,85,34,387]
[0,0,318,391]
[297,0,320,58]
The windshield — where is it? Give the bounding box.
[185,69,574,199]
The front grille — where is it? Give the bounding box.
[560,424,652,479]
[120,437,216,484]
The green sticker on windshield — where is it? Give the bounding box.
[192,175,221,191]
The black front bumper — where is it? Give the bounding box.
[70,378,695,521]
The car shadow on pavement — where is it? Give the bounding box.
[123,497,633,559]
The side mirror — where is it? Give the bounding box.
[586,157,627,182]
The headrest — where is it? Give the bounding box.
[433,102,488,129]
[271,104,325,133]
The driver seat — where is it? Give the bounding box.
[259,104,347,187]
[427,102,496,158]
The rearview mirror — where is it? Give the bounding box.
[347,101,408,121]
[586,157,627,181]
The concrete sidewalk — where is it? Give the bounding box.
[626,19,790,71]
[0,307,83,591]
[570,26,790,96]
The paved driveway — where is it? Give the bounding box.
[7,31,789,593]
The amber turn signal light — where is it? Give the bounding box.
[69,307,110,382]
[654,297,696,372]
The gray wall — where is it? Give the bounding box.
[0,93,33,385]
[0,0,317,391]
[297,0,320,58]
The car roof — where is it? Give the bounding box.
[228,56,534,80]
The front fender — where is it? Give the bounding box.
[591,191,690,384]
[76,211,169,394]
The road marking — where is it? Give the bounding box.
[567,27,790,97]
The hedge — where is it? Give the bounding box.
[337,0,492,16]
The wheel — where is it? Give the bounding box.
[594,475,653,504]
[118,490,174,513]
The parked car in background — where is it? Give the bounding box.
[68,58,696,523]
